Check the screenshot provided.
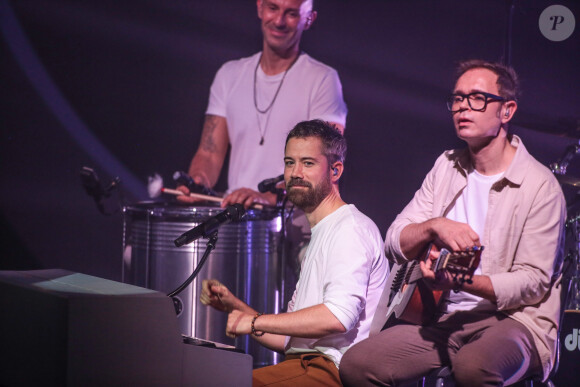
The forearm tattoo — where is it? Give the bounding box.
[200,115,219,153]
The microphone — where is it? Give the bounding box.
[173,170,196,189]
[80,166,121,215]
[80,166,105,203]
[174,204,246,247]
[258,174,284,193]
[173,170,218,197]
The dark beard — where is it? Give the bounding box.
[286,173,332,212]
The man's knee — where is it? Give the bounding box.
[340,343,392,387]
[452,356,503,387]
[252,361,303,386]
[338,348,360,385]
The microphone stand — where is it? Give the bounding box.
[167,232,219,311]
[550,140,580,176]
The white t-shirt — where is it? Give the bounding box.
[206,52,347,192]
[284,205,389,367]
[443,169,503,313]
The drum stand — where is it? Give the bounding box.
[551,140,580,310]
[553,216,580,386]
[565,217,580,310]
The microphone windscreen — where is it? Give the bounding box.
[228,203,246,221]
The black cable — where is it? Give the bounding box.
[167,232,218,298]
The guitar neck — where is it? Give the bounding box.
[433,246,484,278]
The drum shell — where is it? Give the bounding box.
[122,202,284,367]
[553,310,580,386]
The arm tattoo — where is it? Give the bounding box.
[200,115,220,153]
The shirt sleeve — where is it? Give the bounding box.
[490,186,566,310]
[205,62,231,117]
[322,222,380,331]
[385,153,447,263]
[309,69,347,127]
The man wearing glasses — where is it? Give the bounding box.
[340,60,566,386]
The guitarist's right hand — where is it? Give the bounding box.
[430,217,480,252]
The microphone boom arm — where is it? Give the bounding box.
[551,140,580,175]
[167,232,218,299]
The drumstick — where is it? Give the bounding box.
[161,188,223,203]
[161,188,263,210]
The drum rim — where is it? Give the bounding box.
[122,201,281,220]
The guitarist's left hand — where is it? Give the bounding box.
[419,248,456,291]
[421,255,496,301]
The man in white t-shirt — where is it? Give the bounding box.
[200,120,388,386]
[340,60,566,386]
[177,0,347,209]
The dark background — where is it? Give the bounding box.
[1,0,579,284]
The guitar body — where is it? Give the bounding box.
[372,245,483,332]
[381,260,443,328]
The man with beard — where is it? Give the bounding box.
[199,120,388,386]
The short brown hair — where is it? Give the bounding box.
[285,119,346,164]
[455,59,519,102]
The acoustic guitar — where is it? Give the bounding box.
[371,245,484,333]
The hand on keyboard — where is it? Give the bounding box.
[200,279,238,313]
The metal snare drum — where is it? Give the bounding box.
[122,202,284,367]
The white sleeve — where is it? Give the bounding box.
[309,69,347,126]
[205,63,231,117]
[322,223,378,331]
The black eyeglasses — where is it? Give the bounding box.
[446,92,505,113]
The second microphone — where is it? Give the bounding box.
[174,204,246,247]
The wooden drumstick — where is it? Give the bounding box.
[161,188,263,210]
[161,187,223,203]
